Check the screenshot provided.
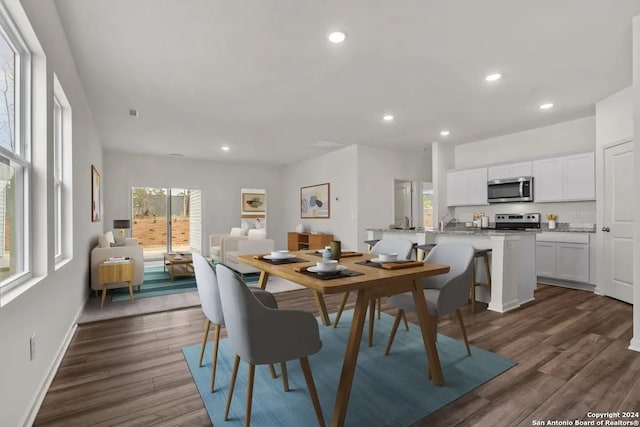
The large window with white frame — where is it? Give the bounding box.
[53,74,71,266]
[0,9,31,293]
[53,95,62,259]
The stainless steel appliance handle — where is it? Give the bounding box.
[519,181,524,197]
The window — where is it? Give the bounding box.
[0,8,31,295]
[53,95,62,259]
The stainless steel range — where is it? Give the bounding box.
[494,213,541,230]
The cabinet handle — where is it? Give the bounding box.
[601,227,610,232]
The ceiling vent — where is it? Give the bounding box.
[313,140,344,150]
[129,109,139,117]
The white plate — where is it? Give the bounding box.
[264,254,297,260]
[308,265,346,274]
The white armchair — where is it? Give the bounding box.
[209,227,246,262]
[90,231,144,292]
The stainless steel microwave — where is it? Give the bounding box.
[487,176,534,203]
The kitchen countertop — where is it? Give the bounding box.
[366,223,596,234]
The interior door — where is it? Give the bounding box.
[601,140,634,303]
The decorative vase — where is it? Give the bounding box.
[330,240,342,260]
[548,220,556,230]
[296,223,305,233]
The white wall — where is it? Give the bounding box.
[102,150,286,252]
[454,116,596,168]
[282,145,359,250]
[432,142,455,225]
[356,145,428,251]
[631,15,640,352]
[0,1,104,425]
[596,86,634,146]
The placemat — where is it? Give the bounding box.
[355,260,425,270]
[305,251,364,258]
[254,256,309,265]
[300,269,364,280]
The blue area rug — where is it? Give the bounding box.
[111,264,259,302]
[182,310,517,426]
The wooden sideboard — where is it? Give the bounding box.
[287,232,333,251]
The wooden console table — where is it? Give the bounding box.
[287,232,333,251]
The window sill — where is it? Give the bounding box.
[0,274,44,308]
[55,257,72,271]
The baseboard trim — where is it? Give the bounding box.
[537,277,595,293]
[22,304,82,427]
[629,337,640,353]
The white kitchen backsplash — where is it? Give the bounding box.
[453,200,596,225]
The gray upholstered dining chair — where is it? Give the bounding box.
[384,242,475,357]
[192,253,280,393]
[216,264,326,427]
[332,239,414,339]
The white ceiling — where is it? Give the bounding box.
[53,0,640,166]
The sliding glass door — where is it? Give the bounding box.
[131,187,202,260]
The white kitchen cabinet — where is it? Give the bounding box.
[532,157,563,201]
[532,152,595,202]
[535,232,590,283]
[487,161,532,181]
[563,152,595,200]
[446,167,488,206]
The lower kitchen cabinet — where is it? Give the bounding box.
[535,233,590,283]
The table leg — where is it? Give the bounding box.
[330,289,371,427]
[411,279,444,386]
[313,291,331,326]
[258,271,269,290]
[100,284,108,309]
[170,264,174,282]
[127,281,134,304]
[367,298,376,347]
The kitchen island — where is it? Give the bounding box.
[366,228,539,312]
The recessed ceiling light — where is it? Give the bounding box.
[221,146,230,152]
[383,114,395,122]
[485,73,502,82]
[539,102,554,110]
[440,130,450,137]
[328,31,346,43]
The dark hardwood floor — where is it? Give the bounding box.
[34,285,639,427]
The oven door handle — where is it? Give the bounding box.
[519,181,524,198]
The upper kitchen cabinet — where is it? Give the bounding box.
[447,167,488,206]
[487,161,532,181]
[533,152,595,202]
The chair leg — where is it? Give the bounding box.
[224,355,241,421]
[384,310,404,356]
[402,310,409,331]
[368,298,376,347]
[280,361,289,392]
[333,291,350,328]
[210,324,221,392]
[245,364,255,427]
[471,262,477,314]
[268,364,277,378]
[198,319,211,367]
[300,356,326,427]
[456,309,471,356]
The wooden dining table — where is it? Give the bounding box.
[238,251,450,427]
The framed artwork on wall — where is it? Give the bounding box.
[91,165,101,222]
[300,183,330,218]
[241,192,266,213]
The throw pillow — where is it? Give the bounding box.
[98,233,110,248]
